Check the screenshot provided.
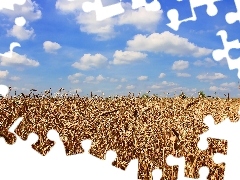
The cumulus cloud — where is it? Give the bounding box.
[68,73,83,84]
[0,70,9,79]
[209,86,229,92]
[0,0,42,21]
[220,82,237,87]
[176,73,191,77]
[7,25,35,40]
[0,52,39,67]
[126,31,212,57]
[96,75,105,81]
[162,81,177,86]
[151,84,161,89]
[172,60,189,70]
[193,57,217,67]
[84,76,95,83]
[72,53,107,70]
[43,41,62,53]
[76,12,117,41]
[197,73,227,81]
[70,88,82,93]
[121,78,127,82]
[137,76,148,81]
[110,50,147,65]
[116,85,122,89]
[55,0,85,12]
[118,3,163,32]
[158,73,165,78]
[110,78,118,82]
[10,76,20,81]
[126,85,135,90]
[55,1,163,40]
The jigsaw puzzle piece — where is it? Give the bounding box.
[76,139,139,180]
[167,0,221,31]
[199,116,240,180]
[0,0,26,10]
[82,0,125,21]
[225,0,240,24]
[14,115,56,156]
[0,100,23,145]
[167,154,209,180]
[131,0,161,11]
[181,135,227,179]
[212,30,240,78]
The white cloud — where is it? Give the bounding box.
[151,84,161,89]
[209,86,229,92]
[220,82,237,87]
[197,73,227,81]
[70,88,82,93]
[110,50,147,65]
[55,1,163,40]
[137,76,148,81]
[96,75,105,81]
[55,0,85,12]
[116,85,122,89]
[118,3,163,32]
[193,57,217,67]
[0,52,39,67]
[162,81,177,86]
[84,76,95,83]
[0,0,42,22]
[126,31,212,57]
[10,76,20,81]
[0,70,9,78]
[7,25,35,40]
[68,73,83,84]
[126,85,135,90]
[72,53,107,70]
[43,41,62,53]
[121,78,127,82]
[176,73,191,77]
[110,78,118,82]
[172,60,189,70]
[158,73,165,78]
[76,12,117,41]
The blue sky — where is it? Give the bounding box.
[0,0,239,97]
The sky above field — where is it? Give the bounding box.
[0,0,239,97]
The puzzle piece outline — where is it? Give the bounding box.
[212,30,240,79]
[198,115,240,180]
[167,0,221,31]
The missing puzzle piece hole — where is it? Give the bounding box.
[198,166,210,179]
[81,139,93,153]
[105,150,117,163]
[197,137,209,150]
[46,129,66,156]
[152,168,162,180]
[213,153,225,164]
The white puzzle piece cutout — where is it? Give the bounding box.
[82,0,125,21]
[0,42,21,58]
[167,154,209,180]
[131,0,161,11]
[225,0,240,24]
[198,115,240,180]
[167,0,221,31]
[212,30,240,79]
